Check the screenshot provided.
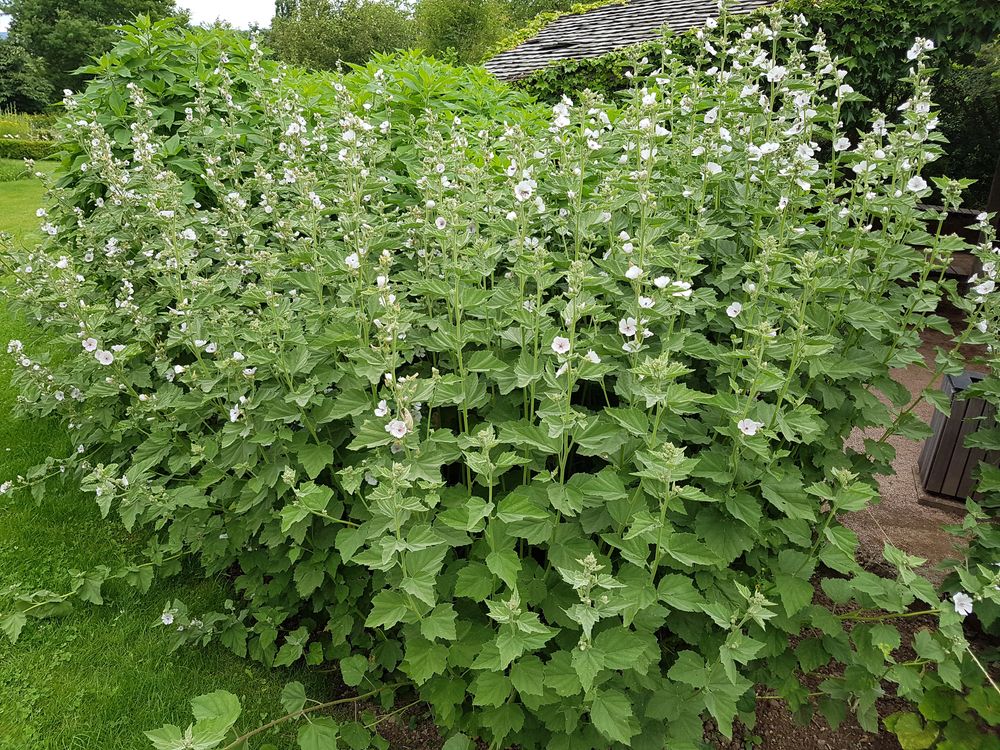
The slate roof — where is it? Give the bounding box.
[485,0,777,80]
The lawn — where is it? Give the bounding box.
[0,167,331,749]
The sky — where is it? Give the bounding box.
[0,1,276,32]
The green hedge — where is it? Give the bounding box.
[0,138,57,160]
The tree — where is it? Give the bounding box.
[0,37,53,112]
[414,0,506,63]
[270,0,414,68]
[0,0,182,94]
[501,0,574,27]
[926,42,1000,209]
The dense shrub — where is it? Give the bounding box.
[0,137,57,160]
[269,0,416,69]
[4,14,1000,749]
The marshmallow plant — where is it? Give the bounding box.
[3,12,998,750]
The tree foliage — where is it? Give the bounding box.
[414,0,508,63]
[268,0,576,69]
[925,42,1000,209]
[0,0,182,94]
[0,36,53,112]
[269,0,415,68]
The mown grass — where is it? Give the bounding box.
[0,172,332,749]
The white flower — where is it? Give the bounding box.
[705,162,722,175]
[585,350,601,364]
[204,342,217,354]
[737,418,764,436]
[551,336,571,355]
[704,106,718,124]
[619,317,638,336]
[638,296,654,309]
[345,252,360,270]
[976,321,989,333]
[514,180,534,202]
[953,592,973,617]
[975,280,995,296]
[180,228,197,241]
[726,302,743,318]
[82,337,98,352]
[641,90,656,106]
[232,351,245,361]
[435,216,447,230]
[653,276,671,289]
[229,405,241,422]
[906,175,928,193]
[625,265,643,280]
[375,399,389,417]
[766,65,788,83]
[555,363,568,377]
[386,419,408,439]
[833,137,851,152]
[161,612,175,626]
[95,350,114,366]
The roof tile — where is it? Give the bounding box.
[486,0,776,80]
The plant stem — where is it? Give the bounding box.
[219,686,392,750]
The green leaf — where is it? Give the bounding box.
[298,443,333,480]
[340,654,367,687]
[0,612,26,643]
[298,717,339,750]
[884,711,938,750]
[281,682,307,714]
[773,573,814,617]
[471,671,512,707]
[544,651,581,697]
[917,687,956,723]
[510,655,545,697]
[454,562,494,601]
[571,646,605,693]
[662,533,718,567]
[657,574,704,611]
[420,603,458,641]
[402,636,449,685]
[144,725,186,750]
[440,734,473,750]
[485,549,521,589]
[590,689,638,745]
[295,482,333,514]
[365,590,411,628]
[667,650,707,689]
[190,690,241,725]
